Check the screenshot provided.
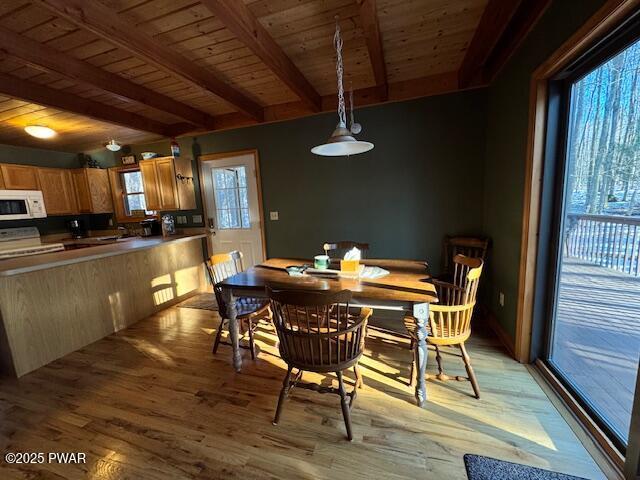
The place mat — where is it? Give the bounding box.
[464,454,587,480]
[178,293,218,311]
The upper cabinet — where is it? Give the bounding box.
[139,156,196,211]
[71,169,91,213]
[155,157,179,211]
[0,162,114,216]
[139,160,161,211]
[0,164,38,190]
[36,168,76,215]
[71,168,113,214]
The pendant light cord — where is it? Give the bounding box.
[349,84,355,129]
[334,20,346,127]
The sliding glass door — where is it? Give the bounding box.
[548,35,640,448]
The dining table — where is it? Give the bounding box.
[217,257,439,407]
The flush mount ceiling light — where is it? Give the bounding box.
[311,19,373,157]
[24,125,56,139]
[106,139,121,152]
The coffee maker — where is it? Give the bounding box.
[68,219,87,239]
[140,219,161,237]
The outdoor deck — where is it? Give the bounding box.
[554,257,640,440]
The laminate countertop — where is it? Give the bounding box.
[0,234,206,277]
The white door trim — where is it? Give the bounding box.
[197,149,267,261]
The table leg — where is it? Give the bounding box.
[223,288,242,372]
[413,302,429,407]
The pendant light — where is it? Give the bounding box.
[311,20,373,156]
[24,125,56,139]
[105,139,121,152]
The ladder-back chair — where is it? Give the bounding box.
[405,256,483,398]
[268,287,372,441]
[207,251,271,359]
[441,235,489,279]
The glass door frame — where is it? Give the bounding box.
[537,18,640,454]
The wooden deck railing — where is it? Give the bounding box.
[565,213,640,276]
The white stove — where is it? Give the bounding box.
[0,227,64,260]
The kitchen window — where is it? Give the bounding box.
[120,170,151,217]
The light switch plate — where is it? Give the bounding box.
[176,215,187,224]
[270,211,279,220]
[192,215,203,224]
[499,292,505,307]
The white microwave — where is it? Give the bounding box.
[0,190,47,220]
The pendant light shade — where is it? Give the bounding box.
[106,139,121,152]
[312,20,373,157]
[311,123,374,156]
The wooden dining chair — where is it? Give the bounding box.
[207,251,271,359]
[268,287,372,441]
[404,256,483,399]
[323,241,369,259]
[441,235,489,279]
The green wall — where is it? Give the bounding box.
[482,0,607,338]
[0,143,79,168]
[90,90,488,264]
[0,143,112,234]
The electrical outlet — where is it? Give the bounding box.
[176,215,187,225]
[108,218,113,227]
[499,292,505,307]
[270,211,279,220]
[192,214,202,224]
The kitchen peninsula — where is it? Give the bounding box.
[0,234,207,377]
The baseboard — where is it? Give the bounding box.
[484,310,516,359]
[530,360,625,479]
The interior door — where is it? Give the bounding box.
[201,152,264,267]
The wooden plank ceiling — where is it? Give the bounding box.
[0,0,548,152]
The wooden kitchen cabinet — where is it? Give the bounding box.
[71,168,113,214]
[139,156,195,211]
[139,160,161,210]
[0,164,38,190]
[155,157,179,210]
[36,167,76,215]
[71,169,91,212]
[0,166,4,189]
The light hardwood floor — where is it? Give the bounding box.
[0,305,605,479]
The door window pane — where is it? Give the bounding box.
[551,38,640,446]
[212,166,250,229]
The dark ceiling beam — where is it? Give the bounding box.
[36,0,264,122]
[459,0,552,87]
[0,72,171,136]
[200,0,321,111]
[211,71,462,132]
[357,0,388,100]
[482,0,552,83]
[458,0,523,88]
[0,28,214,130]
